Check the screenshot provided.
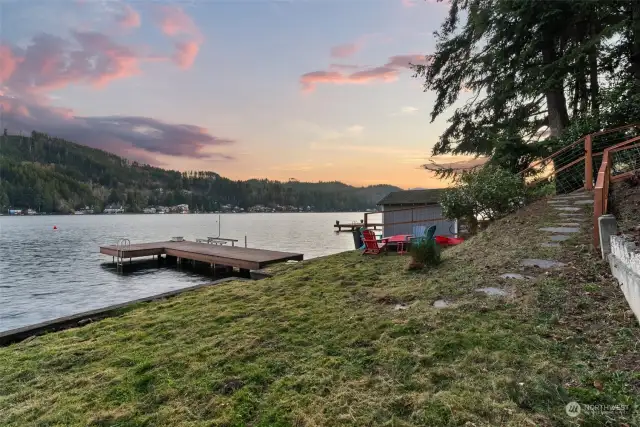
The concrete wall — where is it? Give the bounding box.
[608,235,640,325]
[381,204,457,238]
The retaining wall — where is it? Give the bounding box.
[608,235,640,325]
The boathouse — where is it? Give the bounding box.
[376,189,457,237]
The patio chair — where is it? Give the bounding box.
[412,225,426,238]
[361,229,387,255]
[412,225,437,244]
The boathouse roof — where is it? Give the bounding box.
[377,189,444,206]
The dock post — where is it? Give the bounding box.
[245,234,247,248]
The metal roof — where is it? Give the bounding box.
[377,188,444,206]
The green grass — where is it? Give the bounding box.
[1,199,639,426]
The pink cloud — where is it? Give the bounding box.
[3,32,142,94]
[153,5,202,70]
[173,41,200,69]
[73,31,141,87]
[155,5,200,38]
[0,45,21,81]
[1,27,233,163]
[116,4,141,28]
[300,54,432,93]
[330,42,360,59]
[329,63,363,71]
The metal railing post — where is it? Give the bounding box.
[585,134,593,190]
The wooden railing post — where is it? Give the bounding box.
[585,134,593,190]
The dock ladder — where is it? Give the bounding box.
[116,238,130,272]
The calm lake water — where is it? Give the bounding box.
[0,212,365,332]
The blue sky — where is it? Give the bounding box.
[0,0,479,188]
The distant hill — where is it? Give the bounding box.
[0,131,401,213]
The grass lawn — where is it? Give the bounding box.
[1,199,639,426]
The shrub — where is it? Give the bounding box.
[440,165,526,232]
[525,180,556,202]
[409,239,441,269]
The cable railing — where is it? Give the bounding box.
[519,123,640,195]
[593,135,640,247]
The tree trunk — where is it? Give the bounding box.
[588,7,600,117]
[631,1,640,91]
[545,91,570,137]
[576,23,589,116]
[542,38,570,137]
[589,47,599,117]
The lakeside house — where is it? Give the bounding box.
[8,209,23,215]
[175,204,189,214]
[377,189,458,237]
[103,205,125,214]
[74,206,94,215]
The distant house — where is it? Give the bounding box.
[377,189,457,237]
[8,209,22,216]
[104,205,125,214]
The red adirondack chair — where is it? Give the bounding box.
[361,229,387,255]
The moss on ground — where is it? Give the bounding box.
[0,199,639,426]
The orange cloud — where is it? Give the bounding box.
[422,156,488,172]
[116,4,141,28]
[300,54,432,93]
[330,42,360,58]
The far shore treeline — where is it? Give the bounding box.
[0,131,400,214]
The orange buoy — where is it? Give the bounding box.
[53,226,57,230]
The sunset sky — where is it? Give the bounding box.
[0,0,481,189]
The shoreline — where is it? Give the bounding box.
[0,277,248,346]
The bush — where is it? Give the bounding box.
[525,180,556,202]
[409,239,441,269]
[440,165,526,232]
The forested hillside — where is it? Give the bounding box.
[0,131,400,213]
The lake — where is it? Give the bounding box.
[0,212,365,333]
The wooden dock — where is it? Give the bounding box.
[100,240,303,271]
[333,221,382,232]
